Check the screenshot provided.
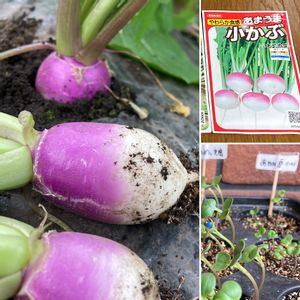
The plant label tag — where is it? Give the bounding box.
[256,153,299,172]
[201,144,228,160]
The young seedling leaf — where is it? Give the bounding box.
[212,175,222,187]
[219,198,233,219]
[267,230,278,240]
[281,234,293,247]
[231,240,245,266]
[250,207,260,216]
[241,245,258,263]
[214,280,243,300]
[254,225,266,239]
[201,273,216,298]
[293,245,300,256]
[272,197,281,204]
[277,190,286,198]
[201,199,217,218]
[212,252,231,272]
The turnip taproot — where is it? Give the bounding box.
[0,216,160,300]
[226,72,253,94]
[242,92,270,112]
[214,89,239,110]
[272,93,299,113]
[256,74,286,95]
[0,111,197,224]
[35,52,111,103]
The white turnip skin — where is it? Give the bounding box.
[214,89,240,110]
[272,93,299,113]
[226,72,253,94]
[242,92,270,112]
[13,231,160,300]
[32,122,192,224]
[256,74,286,95]
[35,52,111,104]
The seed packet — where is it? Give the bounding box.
[202,11,300,133]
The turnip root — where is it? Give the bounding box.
[256,74,286,95]
[0,216,160,300]
[242,92,270,112]
[272,93,299,113]
[214,89,239,110]
[226,72,253,94]
[0,111,197,224]
[36,52,111,103]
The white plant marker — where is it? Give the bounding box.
[255,153,299,217]
[201,144,228,201]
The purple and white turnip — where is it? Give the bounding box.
[0,216,160,299]
[0,0,147,104]
[0,111,197,224]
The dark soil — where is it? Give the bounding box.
[0,13,135,131]
[242,211,300,236]
[159,275,186,300]
[201,239,237,277]
[159,149,199,224]
[260,239,300,280]
[282,290,300,300]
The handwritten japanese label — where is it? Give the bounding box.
[256,153,299,172]
[201,144,228,160]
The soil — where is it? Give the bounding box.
[282,290,300,300]
[0,13,135,131]
[201,239,237,277]
[242,211,300,236]
[159,149,199,224]
[260,239,300,280]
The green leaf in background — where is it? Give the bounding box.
[109,0,198,84]
[173,0,196,30]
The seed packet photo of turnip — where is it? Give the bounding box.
[202,11,300,134]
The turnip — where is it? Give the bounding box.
[213,27,252,126]
[214,89,239,110]
[271,60,300,127]
[256,38,288,95]
[0,216,160,299]
[0,111,197,224]
[224,33,257,94]
[272,93,299,113]
[226,72,253,94]
[242,92,270,112]
[240,38,271,128]
[256,74,286,95]
[0,0,147,104]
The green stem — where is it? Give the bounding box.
[226,215,236,243]
[207,232,224,250]
[211,229,234,249]
[217,29,226,88]
[81,0,119,47]
[201,255,221,289]
[80,0,96,24]
[76,0,147,65]
[229,41,237,72]
[0,43,55,61]
[256,255,266,291]
[56,0,81,56]
[235,262,260,300]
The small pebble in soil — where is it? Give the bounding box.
[282,289,300,300]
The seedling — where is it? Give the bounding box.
[201,272,242,300]
[250,207,260,217]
